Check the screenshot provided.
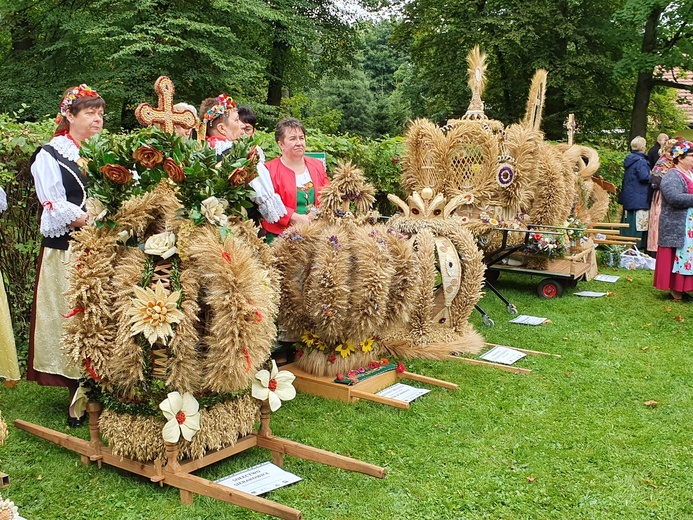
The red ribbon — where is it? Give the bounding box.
[42,200,54,211]
[61,307,84,319]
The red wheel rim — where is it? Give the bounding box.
[542,284,556,298]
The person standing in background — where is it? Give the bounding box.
[621,136,651,250]
[29,85,105,426]
[260,117,330,242]
[647,137,681,254]
[647,133,669,169]
[0,186,21,385]
[653,141,693,301]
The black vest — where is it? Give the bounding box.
[31,144,88,250]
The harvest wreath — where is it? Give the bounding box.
[62,123,280,461]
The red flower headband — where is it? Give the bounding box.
[60,84,99,116]
[203,93,236,122]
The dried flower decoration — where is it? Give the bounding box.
[159,391,201,443]
[203,93,236,122]
[127,280,184,345]
[144,231,177,260]
[251,360,296,412]
[60,84,99,116]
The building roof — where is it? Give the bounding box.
[662,69,693,127]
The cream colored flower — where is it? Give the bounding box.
[144,231,177,259]
[127,280,184,345]
[116,229,133,245]
[69,385,88,420]
[200,196,229,226]
[252,360,296,412]
[85,197,107,223]
[0,493,19,520]
[159,391,200,443]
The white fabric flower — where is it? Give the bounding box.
[85,197,108,223]
[69,385,88,419]
[200,196,229,226]
[116,229,133,245]
[159,391,201,443]
[144,231,177,259]
[251,360,296,412]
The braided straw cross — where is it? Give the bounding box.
[135,76,197,133]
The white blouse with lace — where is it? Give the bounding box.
[249,160,287,224]
[0,187,7,213]
[31,135,87,239]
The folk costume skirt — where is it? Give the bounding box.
[27,246,81,386]
[0,273,20,381]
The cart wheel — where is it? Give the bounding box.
[484,269,500,285]
[537,278,563,299]
[482,315,495,327]
[506,303,518,315]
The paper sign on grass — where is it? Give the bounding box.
[574,291,607,298]
[216,462,302,496]
[509,315,547,325]
[375,383,430,403]
[593,274,619,283]
[480,346,527,365]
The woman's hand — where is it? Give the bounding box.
[71,215,89,228]
[289,212,312,226]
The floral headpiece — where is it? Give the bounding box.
[60,84,99,116]
[672,141,693,159]
[203,93,236,123]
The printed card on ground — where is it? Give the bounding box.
[216,462,302,495]
[509,315,547,325]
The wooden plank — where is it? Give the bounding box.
[592,222,629,228]
[484,343,562,358]
[256,435,387,478]
[162,471,302,520]
[449,356,532,374]
[178,435,258,473]
[399,371,459,390]
[349,389,410,409]
[593,239,640,246]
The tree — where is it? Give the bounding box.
[614,0,693,140]
[392,0,634,139]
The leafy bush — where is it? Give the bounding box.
[0,113,53,369]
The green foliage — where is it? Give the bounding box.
[0,114,53,368]
[81,126,257,226]
[393,0,635,138]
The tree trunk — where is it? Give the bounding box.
[266,25,290,106]
[628,6,664,142]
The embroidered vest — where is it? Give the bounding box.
[31,145,88,250]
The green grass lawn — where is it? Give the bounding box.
[1,267,691,519]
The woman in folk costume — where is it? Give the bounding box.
[647,137,682,254]
[653,141,693,301]
[0,187,21,384]
[200,94,286,228]
[28,84,104,426]
[260,117,330,243]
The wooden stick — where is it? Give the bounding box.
[399,371,459,390]
[484,343,561,358]
[255,435,387,478]
[586,228,622,235]
[349,389,409,409]
[592,222,629,228]
[593,239,640,245]
[448,356,532,375]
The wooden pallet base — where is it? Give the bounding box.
[284,363,458,410]
[14,401,385,520]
